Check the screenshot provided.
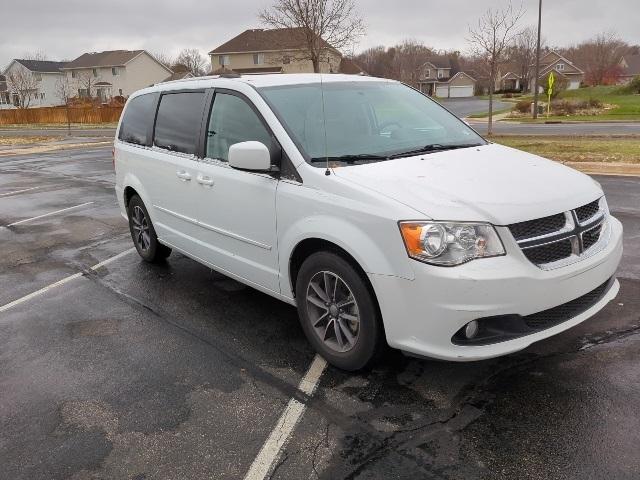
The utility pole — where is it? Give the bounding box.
[532,0,542,118]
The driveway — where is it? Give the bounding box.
[438,97,511,118]
[1,145,639,479]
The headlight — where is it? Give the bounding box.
[399,221,505,266]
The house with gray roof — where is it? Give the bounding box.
[619,53,640,84]
[417,56,476,98]
[1,59,66,108]
[61,50,173,102]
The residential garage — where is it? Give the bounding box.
[434,72,476,98]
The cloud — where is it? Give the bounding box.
[2,0,637,68]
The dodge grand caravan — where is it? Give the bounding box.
[114,73,622,370]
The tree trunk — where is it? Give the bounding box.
[312,56,320,73]
[66,105,71,136]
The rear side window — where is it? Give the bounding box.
[153,92,205,155]
[118,93,156,145]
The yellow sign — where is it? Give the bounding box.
[546,72,555,117]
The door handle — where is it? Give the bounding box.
[176,170,192,181]
[196,173,214,187]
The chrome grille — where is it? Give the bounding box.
[509,213,566,241]
[508,197,608,269]
[575,200,600,224]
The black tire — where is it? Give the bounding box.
[295,251,385,371]
[127,195,171,263]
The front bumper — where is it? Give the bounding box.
[370,216,623,361]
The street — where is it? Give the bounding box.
[1,145,639,479]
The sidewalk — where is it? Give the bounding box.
[0,136,112,157]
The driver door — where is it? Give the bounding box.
[191,90,281,294]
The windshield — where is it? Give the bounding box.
[258,80,486,166]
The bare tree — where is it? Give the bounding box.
[259,0,365,73]
[507,26,539,91]
[153,52,174,70]
[75,71,99,100]
[468,3,524,135]
[55,75,74,135]
[6,66,38,109]
[392,40,433,87]
[175,49,207,76]
[562,32,629,85]
[22,50,48,61]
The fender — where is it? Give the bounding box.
[278,214,416,299]
[120,172,155,223]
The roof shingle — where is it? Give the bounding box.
[63,50,145,69]
[14,59,66,73]
[622,53,640,76]
[209,28,335,55]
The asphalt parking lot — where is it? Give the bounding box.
[1,145,640,480]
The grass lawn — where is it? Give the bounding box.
[0,136,63,146]
[511,86,640,122]
[492,135,640,164]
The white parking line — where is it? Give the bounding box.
[6,201,94,227]
[0,186,40,197]
[244,354,328,480]
[0,247,135,314]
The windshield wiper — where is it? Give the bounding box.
[309,154,388,164]
[387,143,482,159]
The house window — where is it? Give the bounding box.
[282,55,291,65]
[34,73,42,81]
[119,88,123,96]
[112,67,119,76]
[92,68,98,77]
[437,69,444,79]
[219,55,230,66]
[71,71,77,78]
[41,93,45,99]
[78,88,89,98]
[425,69,431,78]
[253,53,264,65]
[556,63,565,71]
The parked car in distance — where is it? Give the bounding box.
[114,74,622,371]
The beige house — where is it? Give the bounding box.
[532,51,584,91]
[208,28,361,75]
[417,57,476,98]
[618,53,640,84]
[62,50,173,102]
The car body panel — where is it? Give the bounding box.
[114,73,622,362]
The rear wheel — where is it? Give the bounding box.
[295,251,384,371]
[127,195,171,263]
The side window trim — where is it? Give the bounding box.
[151,88,207,157]
[204,88,282,165]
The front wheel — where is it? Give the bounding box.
[127,195,171,263]
[295,251,385,371]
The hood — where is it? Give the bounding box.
[332,143,602,225]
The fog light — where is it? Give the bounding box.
[464,320,479,339]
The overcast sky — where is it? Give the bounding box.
[2,0,638,68]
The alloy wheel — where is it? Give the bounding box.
[131,205,151,252]
[306,271,360,353]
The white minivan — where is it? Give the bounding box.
[114,73,622,370]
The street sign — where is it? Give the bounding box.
[547,72,555,117]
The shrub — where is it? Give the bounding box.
[515,100,531,114]
[588,98,603,108]
[502,92,514,99]
[551,100,577,115]
[618,76,640,94]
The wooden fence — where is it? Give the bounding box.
[0,106,123,125]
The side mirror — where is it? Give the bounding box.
[228,141,271,171]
